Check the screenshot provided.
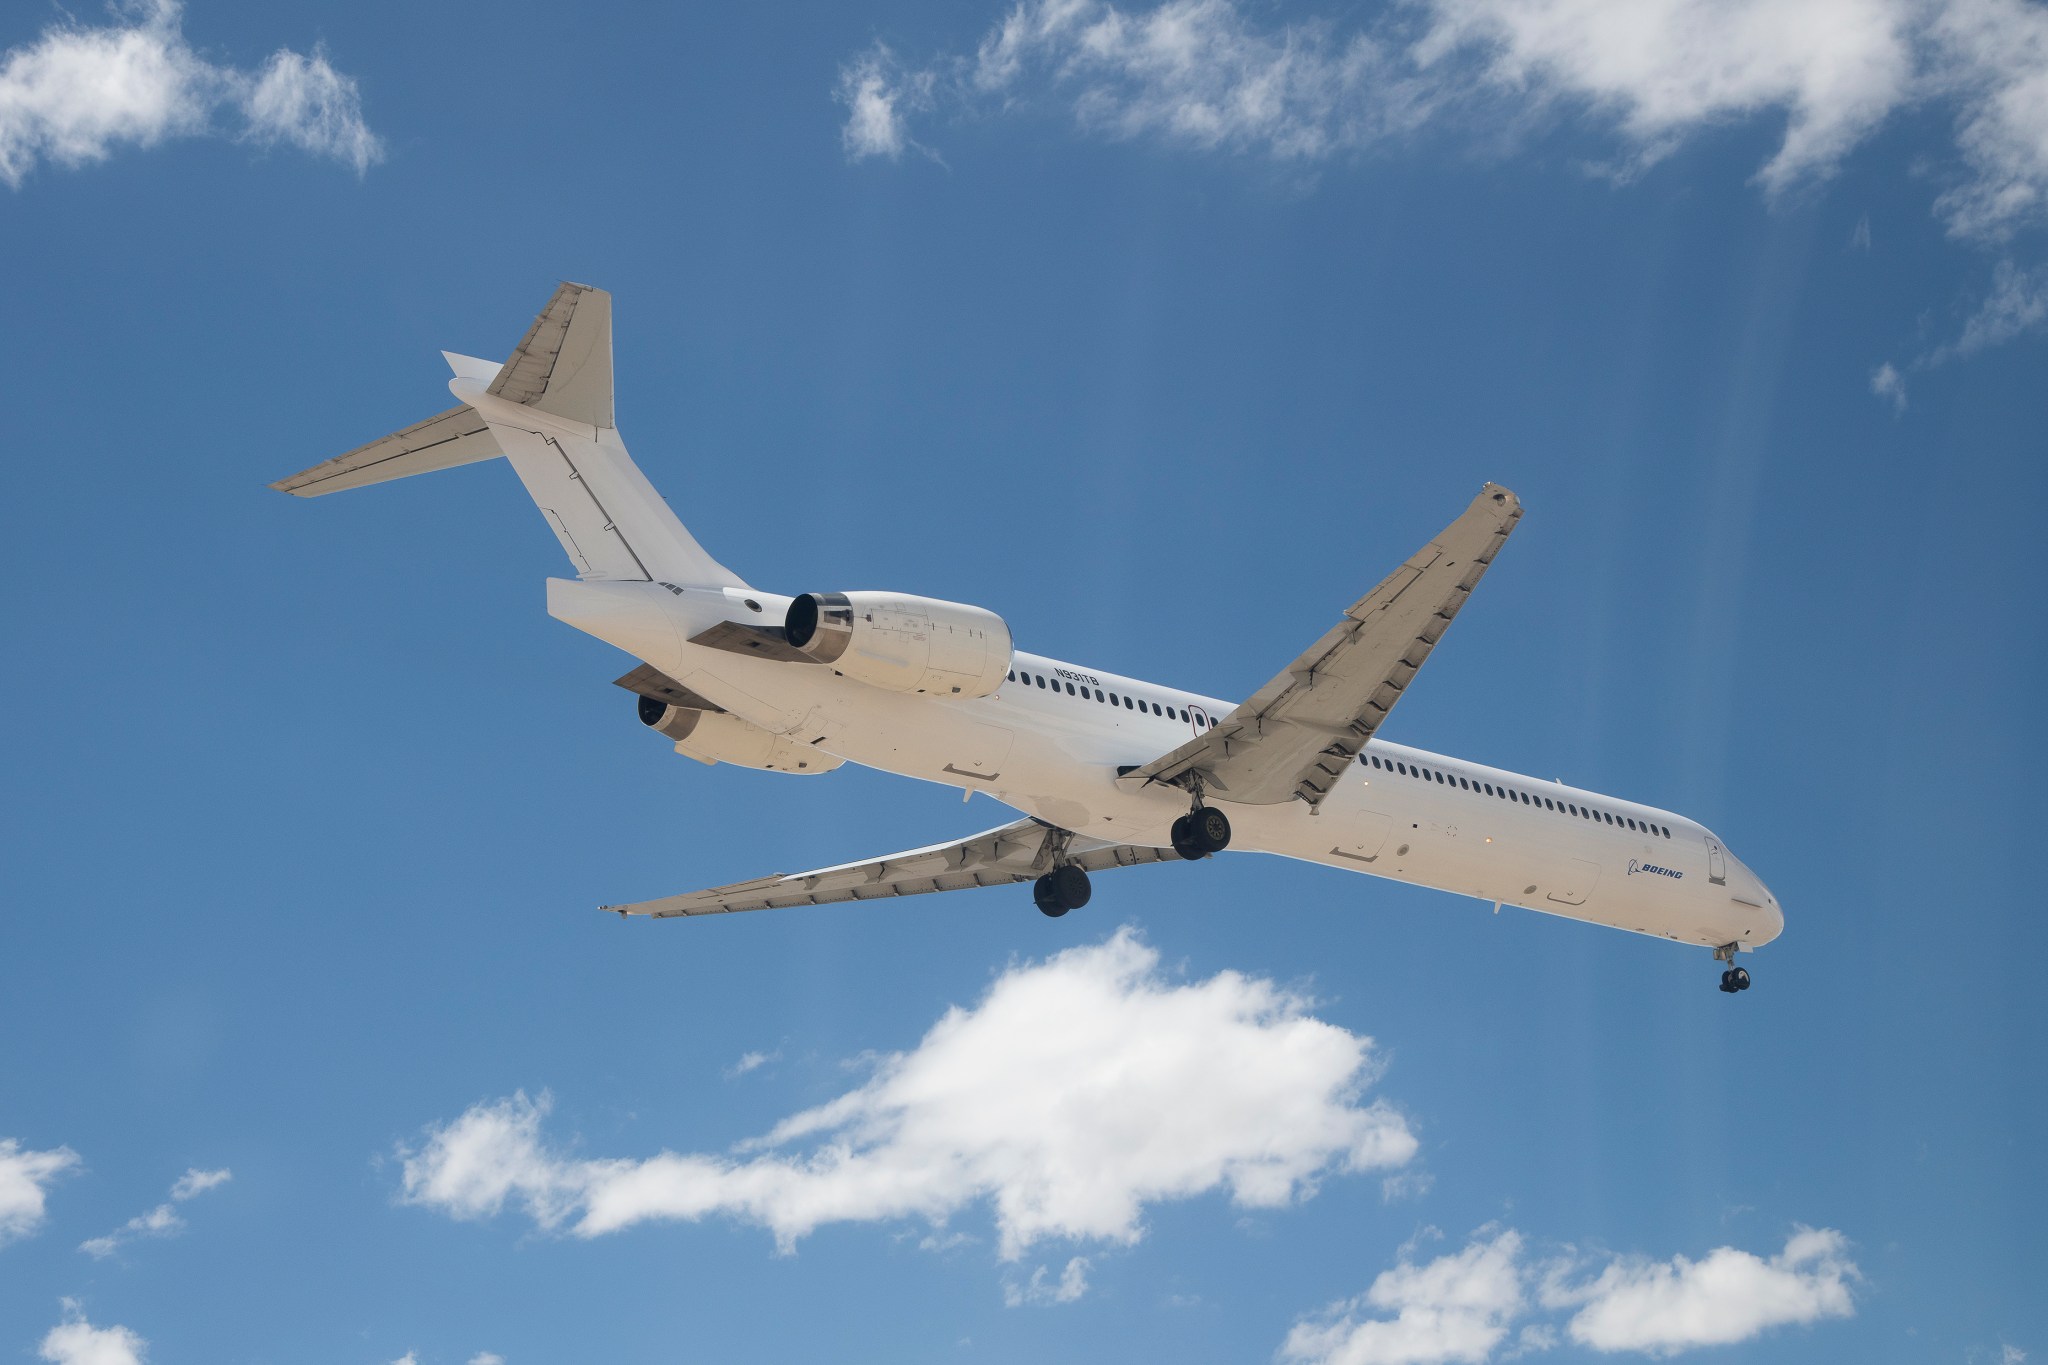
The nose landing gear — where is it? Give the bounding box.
[1714,942,1752,993]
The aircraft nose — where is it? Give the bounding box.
[1757,890,1785,945]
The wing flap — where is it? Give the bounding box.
[605,819,1176,918]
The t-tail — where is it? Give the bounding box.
[271,282,745,591]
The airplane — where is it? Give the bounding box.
[273,282,1783,994]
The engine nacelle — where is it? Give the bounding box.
[638,696,843,775]
[782,591,1012,698]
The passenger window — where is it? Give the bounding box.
[1034,675,1045,688]
[1006,670,1014,682]
[1095,689,1104,702]
[1124,697,1134,709]
[1064,682,1075,695]
[1458,777,1469,789]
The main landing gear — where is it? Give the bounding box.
[1033,864,1091,918]
[1714,942,1752,994]
[1171,805,1232,861]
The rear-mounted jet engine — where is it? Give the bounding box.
[783,592,1013,698]
[638,695,844,774]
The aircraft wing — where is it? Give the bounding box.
[1121,483,1523,808]
[605,819,1177,918]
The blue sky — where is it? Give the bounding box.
[1,0,2043,1361]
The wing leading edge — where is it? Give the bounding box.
[605,819,1176,918]
[1122,482,1523,807]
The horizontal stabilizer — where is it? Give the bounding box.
[269,404,502,498]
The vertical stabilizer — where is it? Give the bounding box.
[271,283,747,591]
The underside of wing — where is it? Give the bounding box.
[605,819,1176,918]
[1123,482,1523,807]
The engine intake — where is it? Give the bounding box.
[784,591,1012,698]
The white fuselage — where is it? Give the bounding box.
[554,579,1785,954]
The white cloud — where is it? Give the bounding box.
[1870,360,1907,412]
[1938,258,2048,358]
[0,0,379,188]
[724,1049,779,1079]
[168,1167,230,1201]
[1282,1228,1526,1365]
[1282,1226,1857,1364]
[390,1354,417,1365]
[2002,1346,2027,1365]
[81,1165,232,1258]
[1559,1227,1858,1354]
[401,929,1415,1259]
[1419,0,1917,194]
[0,1139,81,1247]
[239,48,379,173]
[469,1354,506,1365]
[39,1301,147,1365]
[842,0,2048,245]
[1929,0,2048,239]
[837,43,932,160]
[1005,1255,1091,1306]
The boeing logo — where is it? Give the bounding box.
[1628,859,1683,879]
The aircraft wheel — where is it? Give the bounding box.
[1193,806,1232,854]
[1732,967,1751,991]
[1052,864,1091,911]
[1170,816,1206,861]
[1034,865,1091,917]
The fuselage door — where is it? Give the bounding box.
[1705,836,1728,885]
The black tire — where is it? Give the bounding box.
[1193,806,1232,854]
[1170,816,1206,861]
[1052,863,1092,911]
[1033,874,1069,918]
[1733,967,1751,991]
[1719,969,1735,993]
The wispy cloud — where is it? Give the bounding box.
[1871,255,2048,403]
[0,0,380,189]
[0,1139,81,1247]
[400,930,1415,1260]
[841,0,2048,236]
[1281,1225,1858,1364]
[80,1166,231,1259]
[723,1048,780,1080]
[1004,1255,1091,1306]
[1930,258,2048,360]
[38,1301,146,1365]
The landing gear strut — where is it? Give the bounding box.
[1171,800,1232,861]
[1714,942,1751,994]
[1033,864,1091,918]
